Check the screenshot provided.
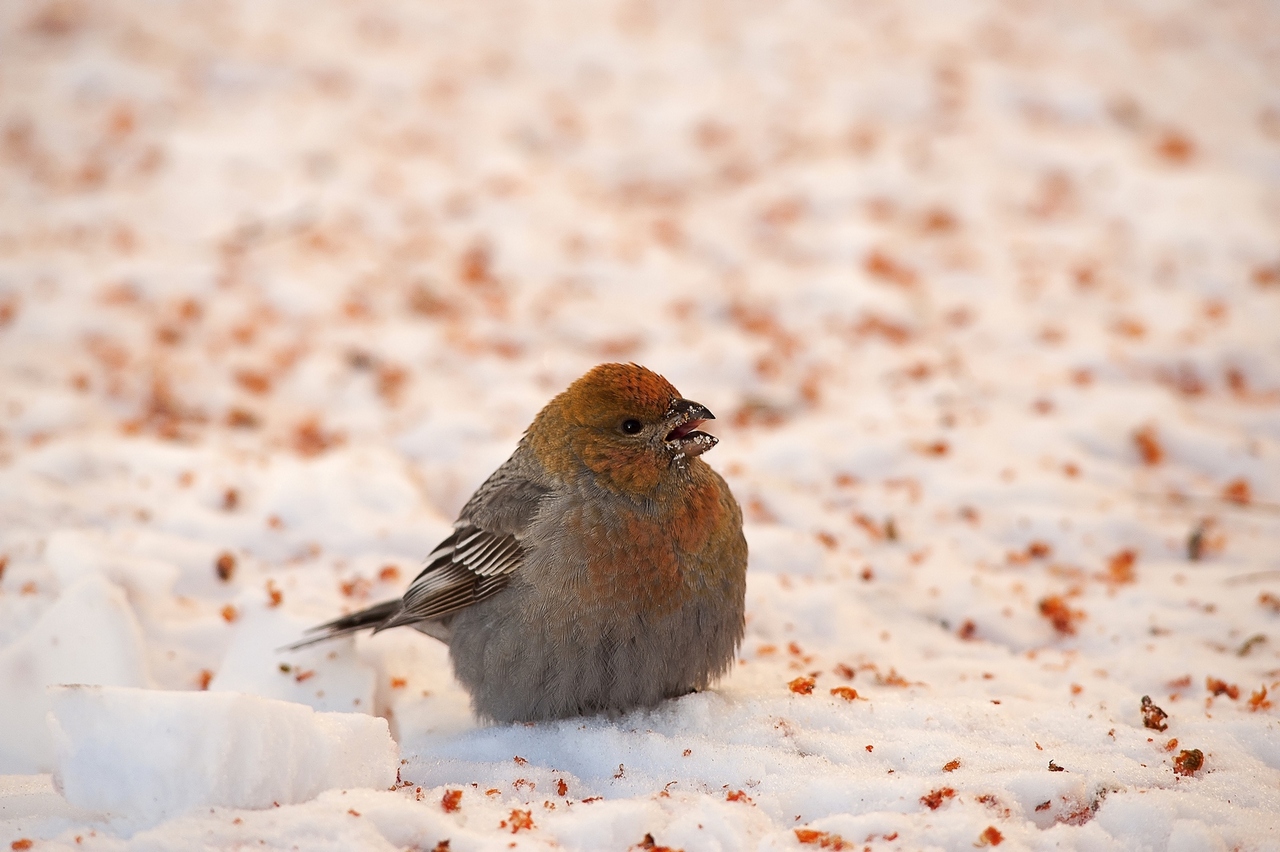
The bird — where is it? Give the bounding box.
[289,363,748,723]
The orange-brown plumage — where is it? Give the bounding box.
[528,363,687,494]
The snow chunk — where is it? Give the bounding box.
[49,685,398,825]
[0,574,152,773]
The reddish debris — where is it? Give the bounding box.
[1106,550,1137,585]
[1206,678,1239,700]
[1141,696,1169,731]
[977,826,1004,847]
[789,676,817,695]
[634,833,681,852]
[1039,596,1083,635]
[1133,425,1164,466]
[794,829,849,849]
[501,809,534,833]
[293,418,345,457]
[1173,749,1204,777]
[920,787,956,810]
[1221,479,1252,506]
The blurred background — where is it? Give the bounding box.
[2,0,1276,483]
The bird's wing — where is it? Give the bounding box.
[284,524,524,647]
[383,458,549,627]
[287,457,547,647]
[378,524,525,628]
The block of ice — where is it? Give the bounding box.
[0,574,152,773]
[49,685,398,825]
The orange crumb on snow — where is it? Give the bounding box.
[863,249,917,288]
[1206,678,1239,700]
[234,370,272,395]
[500,808,534,833]
[789,676,817,695]
[916,439,950,457]
[634,832,681,852]
[1221,478,1252,506]
[293,418,345,457]
[1141,696,1170,731]
[1039,596,1083,635]
[1133,425,1164,466]
[1154,129,1196,164]
[341,577,372,599]
[1173,748,1204,777]
[977,825,1005,846]
[794,828,849,849]
[1105,549,1137,584]
[920,787,956,810]
[215,552,236,582]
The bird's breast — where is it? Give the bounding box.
[538,475,731,621]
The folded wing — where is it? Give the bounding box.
[379,524,524,628]
[284,453,545,650]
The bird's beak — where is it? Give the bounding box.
[663,398,718,457]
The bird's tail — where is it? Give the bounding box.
[279,599,402,651]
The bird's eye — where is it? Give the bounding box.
[620,418,643,435]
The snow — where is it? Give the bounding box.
[49,685,397,828]
[3,0,1280,849]
[0,575,151,772]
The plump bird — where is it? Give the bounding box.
[291,363,747,723]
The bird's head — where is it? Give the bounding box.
[528,363,719,494]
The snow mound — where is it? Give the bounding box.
[48,685,397,826]
[0,575,152,773]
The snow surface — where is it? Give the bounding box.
[2,0,1279,849]
[49,685,397,828]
